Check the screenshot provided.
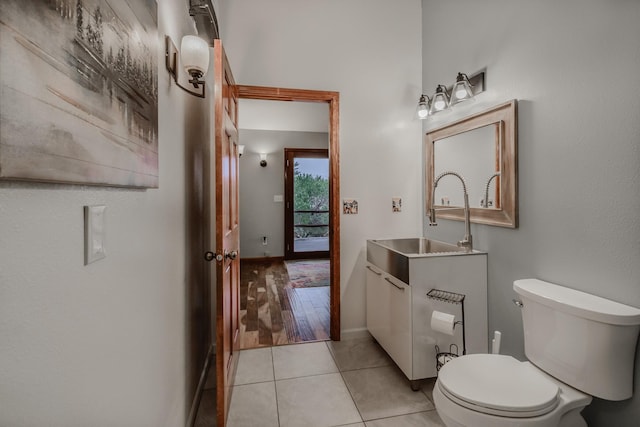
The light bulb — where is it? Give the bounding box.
[455,87,469,99]
[417,105,429,118]
[434,99,446,110]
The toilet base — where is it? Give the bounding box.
[557,411,587,427]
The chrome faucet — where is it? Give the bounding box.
[429,171,472,251]
[482,172,501,208]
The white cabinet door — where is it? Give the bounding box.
[385,275,412,378]
[366,264,413,379]
[366,264,388,348]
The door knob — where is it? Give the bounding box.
[204,251,224,262]
[225,250,238,260]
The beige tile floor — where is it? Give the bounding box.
[196,335,445,427]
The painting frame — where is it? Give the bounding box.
[0,0,159,188]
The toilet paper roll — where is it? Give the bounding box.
[431,311,456,335]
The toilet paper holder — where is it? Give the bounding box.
[427,289,467,371]
[435,344,460,372]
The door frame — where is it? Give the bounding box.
[284,148,330,260]
[237,85,341,340]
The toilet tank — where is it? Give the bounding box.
[514,279,640,401]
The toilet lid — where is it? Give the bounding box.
[438,354,560,417]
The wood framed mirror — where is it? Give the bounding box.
[425,99,518,228]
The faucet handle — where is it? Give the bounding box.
[457,236,473,251]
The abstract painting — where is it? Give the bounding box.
[0,0,159,187]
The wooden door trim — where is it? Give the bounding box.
[238,85,341,340]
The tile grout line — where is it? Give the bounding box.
[270,346,282,427]
[324,341,366,425]
[324,340,443,426]
[235,340,442,427]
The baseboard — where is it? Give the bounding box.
[186,344,214,427]
[240,256,285,263]
[340,327,371,340]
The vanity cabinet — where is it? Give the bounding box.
[366,239,488,383]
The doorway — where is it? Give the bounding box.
[284,148,330,260]
[238,85,341,342]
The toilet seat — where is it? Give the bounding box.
[438,354,560,418]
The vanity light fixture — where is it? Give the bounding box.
[259,153,268,167]
[417,70,486,119]
[165,35,210,98]
[450,73,475,105]
[429,85,451,115]
[238,145,245,157]
[416,94,431,119]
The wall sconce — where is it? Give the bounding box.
[450,72,475,105]
[429,84,451,115]
[416,94,430,119]
[165,35,210,98]
[238,145,245,157]
[259,153,267,167]
[417,70,485,120]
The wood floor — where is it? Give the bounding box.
[239,258,330,349]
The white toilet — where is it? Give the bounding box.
[433,278,640,427]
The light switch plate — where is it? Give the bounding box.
[274,195,284,202]
[84,205,106,265]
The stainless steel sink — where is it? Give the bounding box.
[366,238,478,284]
[371,238,465,255]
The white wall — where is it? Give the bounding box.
[240,99,329,132]
[239,129,328,258]
[421,1,640,425]
[0,1,213,425]
[221,0,424,333]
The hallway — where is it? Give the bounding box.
[195,336,445,427]
[239,259,330,348]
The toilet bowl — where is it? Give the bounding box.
[433,354,591,427]
[432,279,640,427]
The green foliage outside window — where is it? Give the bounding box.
[294,161,329,238]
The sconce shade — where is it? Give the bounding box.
[450,72,475,105]
[429,85,450,115]
[181,35,209,76]
[416,94,430,120]
[238,145,245,156]
[259,153,267,167]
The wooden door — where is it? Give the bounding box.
[214,39,240,427]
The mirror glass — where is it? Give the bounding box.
[426,100,517,228]
[433,124,499,209]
